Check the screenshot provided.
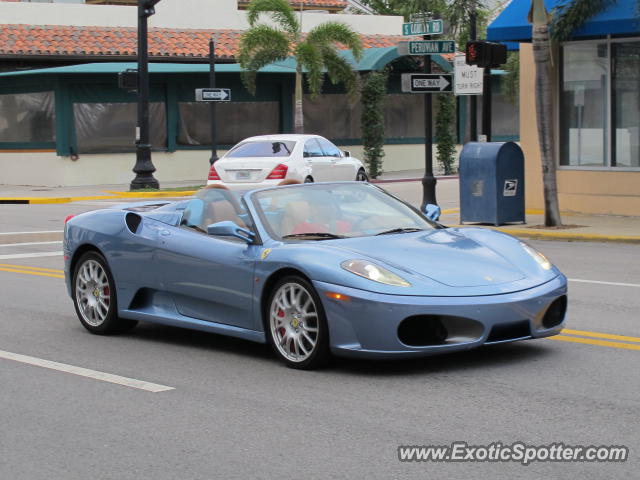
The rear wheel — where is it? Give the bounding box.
[266,276,330,369]
[356,169,369,182]
[72,251,137,335]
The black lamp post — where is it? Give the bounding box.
[131,0,161,191]
[209,38,219,165]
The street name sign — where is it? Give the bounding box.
[398,40,456,56]
[402,19,444,36]
[453,54,484,95]
[195,88,231,102]
[401,74,453,93]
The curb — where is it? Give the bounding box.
[372,175,459,184]
[448,225,640,244]
[0,191,198,205]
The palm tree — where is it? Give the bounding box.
[238,0,364,134]
[529,0,623,226]
[529,0,561,226]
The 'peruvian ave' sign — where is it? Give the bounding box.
[398,40,456,56]
[402,19,444,36]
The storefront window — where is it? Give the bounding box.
[178,102,279,146]
[74,102,166,154]
[0,91,55,144]
[560,42,608,167]
[613,41,640,168]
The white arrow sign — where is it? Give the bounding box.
[401,74,453,93]
[195,88,231,102]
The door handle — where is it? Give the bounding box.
[160,230,171,236]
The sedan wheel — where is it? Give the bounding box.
[72,252,137,335]
[356,169,369,182]
[267,276,329,369]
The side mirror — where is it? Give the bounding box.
[423,204,441,222]
[207,221,255,243]
[343,150,351,157]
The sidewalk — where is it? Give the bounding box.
[1,179,639,243]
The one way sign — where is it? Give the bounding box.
[195,88,231,102]
[401,74,453,93]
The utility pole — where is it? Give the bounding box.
[131,0,161,190]
[421,29,437,211]
[469,4,478,142]
[482,67,492,142]
[208,38,219,165]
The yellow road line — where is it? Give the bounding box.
[551,335,640,351]
[0,267,64,279]
[0,263,63,273]
[562,328,640,344]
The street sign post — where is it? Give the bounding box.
[453,54,484,96]
[195,88,231,102]
[397,40,456,56]
[402,19,444,36]
[401,74,453,93]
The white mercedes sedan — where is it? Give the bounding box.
[206,134,368,188]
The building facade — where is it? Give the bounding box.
[489,0,640,216]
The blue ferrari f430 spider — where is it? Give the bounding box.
[64,182,567,369]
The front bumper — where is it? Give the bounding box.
[313,275,567,359]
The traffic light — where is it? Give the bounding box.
[139,0,161,18]
[465,41,507,68]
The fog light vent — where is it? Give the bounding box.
[542,295,567,329]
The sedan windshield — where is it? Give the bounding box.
[252,183,436,240]
[226,140,296,158]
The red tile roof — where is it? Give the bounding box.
[238,0,348,10]
[0,24,406,61]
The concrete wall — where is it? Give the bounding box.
[0,0,403,35]
[0,144,432,187]
[519,43,640,216]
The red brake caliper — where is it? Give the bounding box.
[277,309,286,337]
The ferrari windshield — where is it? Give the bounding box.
[226,140,296,158]
[252,183,436,240]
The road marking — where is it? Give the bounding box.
[0,350,174,393]
[569,278,640,288]
[562,328,640,344]
[551,335,640,352]
[0,251,63,260]
[0,230,63,235]
[0,241,62,247]
[0,263,63,273]
[0,267,64,279]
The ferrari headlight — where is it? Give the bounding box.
[341,259,411,287]
[520,242,553,270]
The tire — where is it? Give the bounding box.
[72,251,137,335]
[356,169,369,182]
[304,176,314,183]
[265,275,330,369]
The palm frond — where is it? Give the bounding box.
[318,46,360,100]
[306,21,364,62]
[551,0,615,42]
[239,25,291,94]
[295,42,324,98]
[246,0,300,35]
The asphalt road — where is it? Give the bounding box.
[0,193,638,480]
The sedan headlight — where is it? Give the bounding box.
[520,242,553,270]
[341,259,411,287]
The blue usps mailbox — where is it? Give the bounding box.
[459,142,525,226]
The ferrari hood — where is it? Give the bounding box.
[331,229,526,288]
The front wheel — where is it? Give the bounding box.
[304,176,314,183]
[72,251,137,335]
[356,169,369,182]
[266,276,330,369]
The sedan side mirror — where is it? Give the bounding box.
[207,221,255,243]
[343,150,351,157]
